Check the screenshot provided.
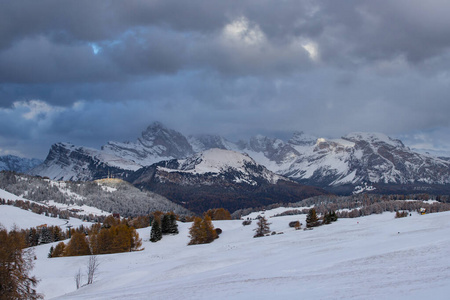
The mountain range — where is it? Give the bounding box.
[127,148,325,213]
[28,122,450,195]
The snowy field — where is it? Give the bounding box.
[0,205,87,230]
[28,211,450,300]
[0,188,93,230]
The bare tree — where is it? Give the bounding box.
[86,255,100,285]
[74,269,82,289]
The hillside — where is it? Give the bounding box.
[0,188,87,230]
[0,172,192,217]
[29,210,450,299]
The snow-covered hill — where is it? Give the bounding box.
[0,173,192,217]
[29,210,450,299]
[0,188,87,230]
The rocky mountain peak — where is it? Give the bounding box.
[343,132,405,148]
[140,122,193,155]
[288,131,317,146]
[187,134,235,153]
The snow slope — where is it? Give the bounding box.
[0,188,104,227]
[0,205,86,231]
[30,211,450,299]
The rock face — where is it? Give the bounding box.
[102,122,195,166]
[30,143,139,181]
[31,122,450,195]
[0,155,42,173]
[127,149,326,213]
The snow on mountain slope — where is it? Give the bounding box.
[102,121,194,166]
[30,142,140,181]
[0,155,42,173]
[31,211,450,299]
[0,205,86,231]
[187,134,238,153]
[0,188,87,230]
[159,148,283,185]
[0,187,29,202]
[30,122,450,189]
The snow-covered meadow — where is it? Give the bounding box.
[27,210,450,299]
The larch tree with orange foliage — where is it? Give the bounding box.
[188,215,218,245]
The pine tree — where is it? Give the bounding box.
[150,217,162,242]
[48,246,54,258]
[254,216,271,238]
[27,228,39,247]
[168,213,179,234]
[330,211,338,222]
[306,208,319,228]
[39,227,52,244]
[161,214,170,234]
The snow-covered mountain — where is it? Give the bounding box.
[139,148,283,186]
[30,122,450,193]
[0,155,42,173]
[30,142,141,181]
[128,148,325,213]
[281,132,450,188]
[102,121,195,166]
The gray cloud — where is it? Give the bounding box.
[1,0,450,158]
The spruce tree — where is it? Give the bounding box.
[168,214,179,234]
[161,214,170,234]
[48,246,54,258]
[39,227,52,244]
[306,208,319,228]
[150,218,162,243]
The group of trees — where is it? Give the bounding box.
[306,208,338,228]
[150,213,179,242]
[49,217,143,257]
[0,226,42,299]
[204,208,232,220]
[25,225,67,247]
[233,193,450,221]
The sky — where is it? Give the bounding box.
[1,0,450,159]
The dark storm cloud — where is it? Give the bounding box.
[1,0,450,157]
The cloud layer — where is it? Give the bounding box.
[1,0,450,158]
